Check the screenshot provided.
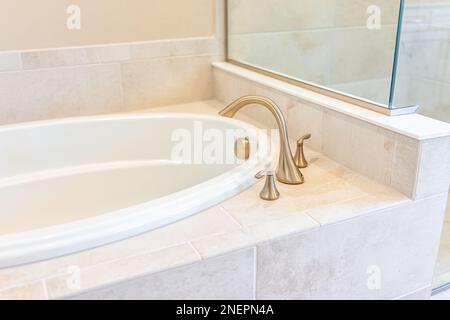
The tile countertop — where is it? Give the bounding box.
[0,100,410,300]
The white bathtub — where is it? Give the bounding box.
[0,113,272,268]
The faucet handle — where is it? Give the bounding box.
[255,169,280,201]
[294,134,311,168]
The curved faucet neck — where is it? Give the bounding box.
[219,96,304,185]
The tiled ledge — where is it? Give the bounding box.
[213,62,450,140]
[213,64,450,200]
[0,101,421,300]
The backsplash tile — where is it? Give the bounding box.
[21,37,221,70]
[286,101,323,152]
[0,64,123,125]
[0,53,21,72]
[0,37,223,125]
[323,109,396,186]
[69,248,255,300]
[121,55,215,111]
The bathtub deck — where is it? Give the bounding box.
[0,100,410,299]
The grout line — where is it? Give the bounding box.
[392,284,431,300]
[218,205,243,228]
[18,52,24,71]
[118,63,125,110]
[188,242,203,260]
[412,140,425,199]
[388,135,398,188]
[303,212,322,226]
[42,280,50,300]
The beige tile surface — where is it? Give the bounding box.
[21,37,221,70]
[0,64,123,125]
[415,136,450,199]
[322,109,396,186]
[0,281,46,300]
[0,53,21,72]
[69,248,255,300]
[45,243,201,299]
[121,55,215,111]
[390,134,420,198]
[256,193,447,300]
[434,192,450,288]
[287,101,324,152]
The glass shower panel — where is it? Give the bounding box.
[392,0,450,123]
[227,0,402,107]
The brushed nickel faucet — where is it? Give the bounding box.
[294,134,312,168]
[219,95,304,185]
[255,169,280,201]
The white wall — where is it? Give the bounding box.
[0,0,216,51]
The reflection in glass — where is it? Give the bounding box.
[227,0,402,107]
[393,0,450,123]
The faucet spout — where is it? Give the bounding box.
[219,95,304,185]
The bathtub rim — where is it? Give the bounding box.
[0,112,274,268]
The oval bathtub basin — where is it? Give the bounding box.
[0,113,273,268]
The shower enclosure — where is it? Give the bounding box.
[227,0,450,292]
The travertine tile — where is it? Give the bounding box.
[213,68,244,104]
[192,214,319,259]
[390,134,420,198]
[169,37,220,57]
[128,42,171,61]
[21,46,131,70]
[45,243,200,299]
[121,55,215,111]
[323,109,396,186]
[220,182,301,227]
[0,281,46,300]
[21,38,221,70]
[415,136,450,199]
[306,191,409,226]
[0,64,123,125]
[256,194,447,300]
[69,248,255,300]
[0,53,21,72]
[287,101,324,152]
